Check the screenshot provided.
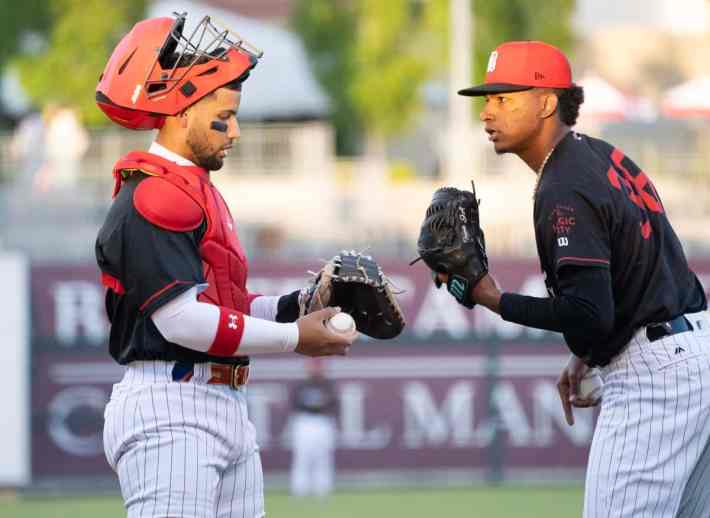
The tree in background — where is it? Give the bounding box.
[474,1,576,85]
[0,0,52,71]
[12,0,146,126]
[292,0,575,157]
[291,0,361,155]
[292,0,445,156]
[349,0,444,157]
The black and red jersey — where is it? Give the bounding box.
[534,132,706,364]
[96,174,211,364]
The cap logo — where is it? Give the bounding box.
[486,51,498,73]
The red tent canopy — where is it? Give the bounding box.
[662,77,710,118]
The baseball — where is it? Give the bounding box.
[326,312,356,335]
[578,369,604,401]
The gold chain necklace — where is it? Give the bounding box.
[533,146,556,200]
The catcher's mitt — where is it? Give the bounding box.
[300,251,405,339]
[412,181,488,308]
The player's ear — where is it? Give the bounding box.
[539,92,559,120]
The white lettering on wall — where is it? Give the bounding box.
[247,277,305,296]
[53,281,107,346]
[518,275,550,339]
[412,286,470,339]
[48,386,108,456]
[532,381,594,446]
[490,381,533,446]
[338,382,391,449]
[402,381,476,447]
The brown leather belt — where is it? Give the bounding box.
[208,363,250,389]
[171,361,249,389]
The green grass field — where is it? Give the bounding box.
[0,486,583,517]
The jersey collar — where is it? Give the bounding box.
[149,141,198,167]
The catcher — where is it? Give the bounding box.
[95,12,399,517]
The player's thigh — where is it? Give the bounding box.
[112,384,231,518]
[215,446,265,518]
[676,435,710,518]
[585,351,710,518]
[118,424,224,518]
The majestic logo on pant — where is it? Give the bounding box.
[228,314,239,330]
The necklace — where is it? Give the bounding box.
[533,146,555,200]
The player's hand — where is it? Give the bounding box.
[557,354,594,426]
[295,307,357,357]
[435,272,502,313]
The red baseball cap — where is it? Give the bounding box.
[458,41,572,97]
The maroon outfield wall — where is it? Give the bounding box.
[30,259,710,484]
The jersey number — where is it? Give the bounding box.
[607,148,664,239]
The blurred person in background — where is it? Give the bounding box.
[94,13,356,518]
[34,103,88,192]
[254,224,286,258]
[289,358,339,498]
[8,108,45,188]
[430,40,709,518]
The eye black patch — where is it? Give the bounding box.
[210,121,228,132]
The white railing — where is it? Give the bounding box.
[1,122,710,261]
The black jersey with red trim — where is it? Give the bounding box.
[95,173,245,366]
[534,131,706,365]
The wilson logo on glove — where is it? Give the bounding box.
[411,181,488,309]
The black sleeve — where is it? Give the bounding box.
[276,289,301,323]
[119,208,205,316]
[536,182,611,272]
[500,266,615,358]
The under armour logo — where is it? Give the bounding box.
[228,314,238,330]
[675,346,685,355]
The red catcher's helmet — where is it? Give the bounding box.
[96,12,262,130]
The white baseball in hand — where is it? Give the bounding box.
[326,312,356,335]
[578,369,604,401]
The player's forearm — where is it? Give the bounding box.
[471,274,502,313]
[152,287,299,355]
[249,290,301,322]
[499,292,563,332]
[500,267,615,352]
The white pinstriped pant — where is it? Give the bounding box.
[585,311,710,518]
[103,362,264,518]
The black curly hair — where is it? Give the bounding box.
[554,85,585,126]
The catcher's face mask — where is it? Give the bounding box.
[96,12,262,130]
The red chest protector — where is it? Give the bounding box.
[112,151,254,314]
